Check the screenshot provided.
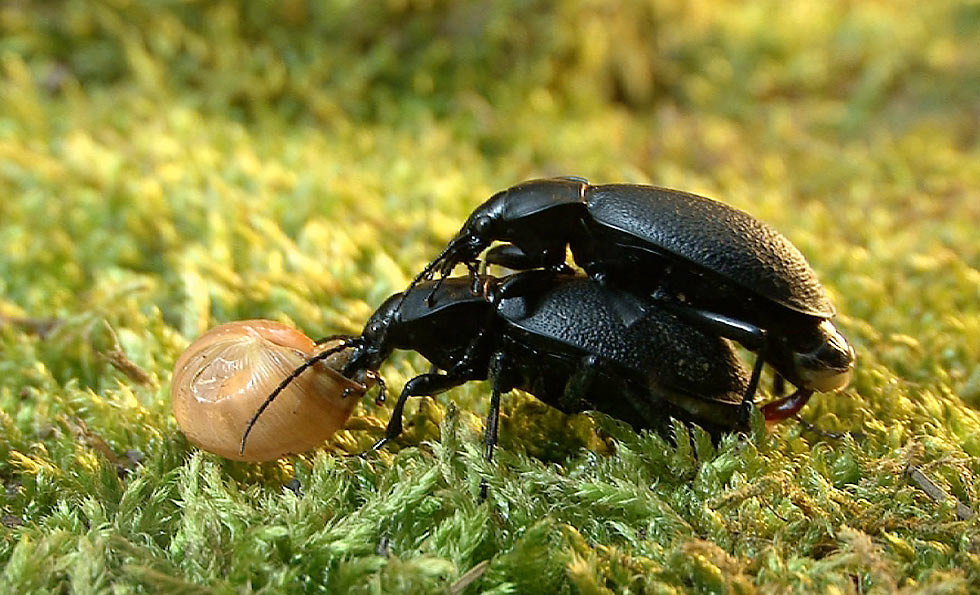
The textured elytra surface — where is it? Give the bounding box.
[587,185,835,317]
[499,275,750,402]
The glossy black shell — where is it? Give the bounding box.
[583,184,835,318]
[496,274,749,404]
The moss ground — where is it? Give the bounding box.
[2,1,980,592]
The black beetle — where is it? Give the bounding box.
[243,270,804,492]
[407,178,855,423]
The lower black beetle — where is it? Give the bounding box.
[405,178,855,423]
[243,271,811,492]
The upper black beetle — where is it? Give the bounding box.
[243,270,784,492]
[407,178,855,423]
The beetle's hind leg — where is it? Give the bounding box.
[648,296,769,427]
[772,373,786,398]
[480,351,508,501]
[739,348,766,426]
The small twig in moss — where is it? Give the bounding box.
[449,560,490,595]
[100,321,154,386]
[906,465,975,521]
[58,416,143,477]
[102,349,154,386]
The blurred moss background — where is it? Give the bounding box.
[2,0,980,591]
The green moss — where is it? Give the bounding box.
[3,0,980,591]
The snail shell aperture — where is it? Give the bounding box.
[171,320,367,461]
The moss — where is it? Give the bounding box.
[3,0,980,591]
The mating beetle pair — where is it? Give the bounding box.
[243,178,854,475]
[408,178,854,425]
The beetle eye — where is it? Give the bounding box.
[471,215,491,236]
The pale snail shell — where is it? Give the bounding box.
[171,320,367,461]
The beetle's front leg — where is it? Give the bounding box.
[485,243,567,272]
[361,372,469,456]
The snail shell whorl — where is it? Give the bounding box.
[171,320,366,461]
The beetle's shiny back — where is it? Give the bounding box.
[583,184,834,317]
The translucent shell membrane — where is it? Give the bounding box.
[171,320,367,461]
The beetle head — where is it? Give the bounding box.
[342,293,401,380]
[779,319,855,393]
[451,190,508,262]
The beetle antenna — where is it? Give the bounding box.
[314,333,358,345]
[239,340,356,456]
[402,235,464,297]
[374,235,468,353]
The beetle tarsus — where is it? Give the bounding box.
[363,437,390,456]
[366,371,387,405]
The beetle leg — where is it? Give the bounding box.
[481,351,508,501]
[360,370,387,405]
[466,260,483,295]
[400,234,469,306]
[773,373,786,398]
[361,372,469,456]
[485,243,565,271]
[425,262,458,303]
[424,256,474,305]
[648,298,770,426]
[739,348,766,426]
[654,301,768,350]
